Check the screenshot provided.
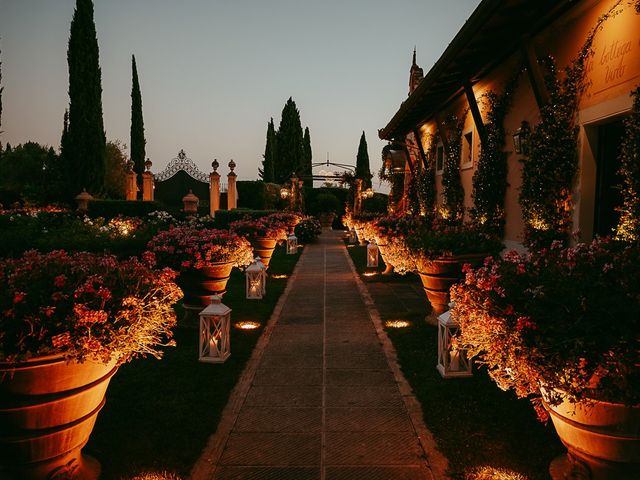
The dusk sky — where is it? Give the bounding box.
[0,0,481,188]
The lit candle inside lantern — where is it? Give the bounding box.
[449,348,460,371]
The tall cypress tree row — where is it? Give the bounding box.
[259,118,276,182]
[302,127,313,187]
[355,131,372,189]
[65,0,106,195]
[130,54,145,191]
[275,97,304,184]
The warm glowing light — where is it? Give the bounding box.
[385,320,411,329]
[271,274,288,279]
[234,321,261,330]
[128,472,183,480]
[363,272,377,277]
[465,465,527,480]
[529,215,550,231]
[346,244,355,248]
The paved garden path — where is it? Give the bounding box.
[191,231,447,480]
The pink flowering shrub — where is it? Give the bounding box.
[230,215,289,242]
[451,238,640,419]
[370,215,426,274]
[147,225,254,271]
[0,250,183,364]
[267,211,303,227]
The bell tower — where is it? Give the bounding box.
[409,47,424,95]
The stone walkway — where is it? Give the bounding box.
[191,232,446,480]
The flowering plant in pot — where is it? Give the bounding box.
[350,212,380,243]
[230,216,288,269]
[267,211,303,232]
[370,214,426,275]
[229,216,289,242]
[147,225,254,271]
[147,225,253,306]
[294,216,322,244]
[0,249,183,478]
[406,220,503,314]
[450,238,640,478]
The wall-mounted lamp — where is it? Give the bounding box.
[512,121,531,155]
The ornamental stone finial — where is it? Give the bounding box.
[212,158,219,172]
[144,158,152,171]
[228,159,236,172]
[127,160,134,172]
[178,149,186,160]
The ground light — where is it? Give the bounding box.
[271,274,288,279]
[234,321,261,330]
[385,320,412,329]
[363,272,377,277]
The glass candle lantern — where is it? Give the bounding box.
[286,233,298,255]
[436,309,472,378]
[199,295,231,363]
[366,240,379,268]
[246,261,264,300]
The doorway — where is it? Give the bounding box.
[593,119,625,237]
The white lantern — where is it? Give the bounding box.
[246,261,264,300]
[366,240,379,268]
[286,233,298,255]
[199,295,231,363]
[348,229,357,244]
[255,256,267,295]
[436,310,472,378]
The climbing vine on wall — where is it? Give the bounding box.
[440,113,467,225]
[406,134,436,222]
[470,74,519,236]
[519,2,622,248]
[616,87,640,241]
[379,143,406,214]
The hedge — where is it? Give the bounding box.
[87,200,163,219]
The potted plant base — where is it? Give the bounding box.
[250,237,278,269]
[319,212,335,229]
[178,262,233,308]
[418,253,486,315]
[543,391,640,480]
[375,241,395,275]
[0,355,119,480]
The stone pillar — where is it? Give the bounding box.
[210,159,220,217]
[125,161,137,201]
[354,178,363,215]
[227,159,237,211]
[142,159,154,201]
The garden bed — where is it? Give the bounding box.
[82,246,301,479]
[346,244,564,480]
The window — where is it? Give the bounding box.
[436,144,444,174]
[461,131,473,169]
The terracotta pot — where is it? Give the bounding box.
[250,237,278,269]
[0,355,118,480]
[354,227,366,245]
[542,389,640,480]
[376,241,394,275]
[319,212,335,229]
[178,262,234,308]
[287,218,300,234]
[417,253,487,315]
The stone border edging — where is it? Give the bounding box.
[341,245,451,480]
[189,252,307,480]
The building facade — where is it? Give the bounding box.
[379,0,640,249]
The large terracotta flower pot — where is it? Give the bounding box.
[178,262,234,308]
[354,226,366,245]
[250,237,278,269]
[542,390,640,480]
[319,212,335,229]
[375,240,394,276]
[417,253,486,315]
[0,355,118,480]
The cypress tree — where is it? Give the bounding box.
[355,131,372,189]
[65,0,106,195]
[130,54,145,193]
[302,127,313,187]
[275,97,304,184]
[259,118,276,182]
